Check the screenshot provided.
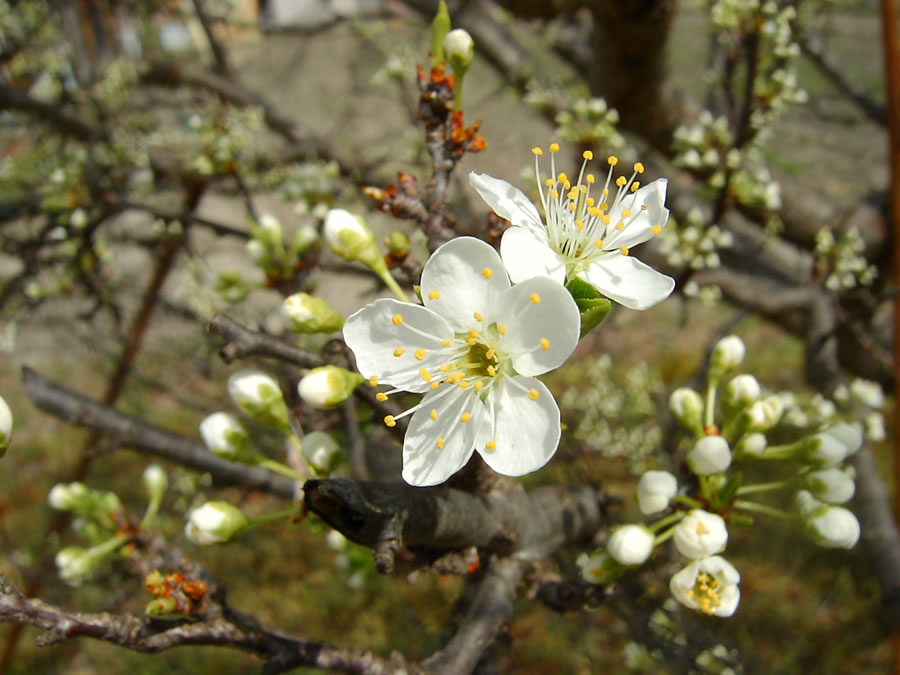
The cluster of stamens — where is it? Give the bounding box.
[370,274,550,453]
[688,571,724,615]
[531,144,663,260]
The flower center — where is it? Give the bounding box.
[465,340,500,378]
[688,572,724,615]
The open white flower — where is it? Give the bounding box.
[343,237,580,486]
[670,556,741,617]
[673,510,728,559]
[468,145,674,310]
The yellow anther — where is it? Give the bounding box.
[602,187,609,196]
[586,173,595,184]
[529,388,540,401]
[631,182,640,192]
[564,180,571,190]
[420,368,432,382]
[461,412,472,423]
[616,176,627,187]
[487,365,496,377]
[459,380,470,389]
[441,339,452,347]
[439,364,451,373]
[549,143,560,152]
[485,349,496,359]
[567,187,579,200]
[607,155,618,166]
[482,267,493,279]
[485,440,497,450]
[474,381,484,391]
[588,207,601,217]
[634,162,645,173]
[598,202,609,211]
[548,188,559,199]
[415,348,427,360]
[376,392,388,402]
[468,330,478,339]
[428,289,441,300]
[497,324,506,335]
[568,202,577,211]
[393,348,405,357]
[474,312,483,322]
[384,415,396,428]
[545,178,555,187]
[601,214,611,225]
[392,314,403,326]
[540,338,550,351]
[622,209,631,217]
[436,437,444,449]
[651,225,663,234]
[579,184,588,194]
[532,146,543,155]
[615,222,625,230]
[557,172,568,183]
[595,239,605,248]
[466,336,476,345]
[620,246,630,256]
[431,382,440,390]
[575,219,585,232]
[530,293,541,305]
[583,150,593,160]
[430,409,438,421]
[450,371,464,383]
[369,376,379,387]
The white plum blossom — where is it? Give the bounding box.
[607,524,655,565]
[185,501,249,545]
[468,145,674,310]
[670,556,741,617]
[686,435,732,475]
[712,335,745,371]
[343,237,580,486]
[636,470,678,515]
[726,374,760,406]
[673,510,729,559]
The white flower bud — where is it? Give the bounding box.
[282,293,344,334]
[0,394,11,456]
[70,208,88,229]
[199,412,254,462]
[636,470,678,515]
[669,556,741,617]
[292,224,319,255]
[686,436,732,475]
[323,208,382,269]
[142,465,168,502]
[805,504,860,549]
[298,366,364,410]
[669,388,704,433]
[711,335,745,373]
[865,412,886,442]
[256,213,283,247]
[805,468,855,504]
[55,546,94,585]
[806,423,863,467]
[245,239,267,265]
[302,431,342,474]
[443,28,474,73]
[184,501,249,546]
[226,370,289,431]
[607,525,655,566]
[725,374,760,407]
[576,551,622,585]
[745,396,783,432]
[735,432,767,457]
[849,378,884,409]
[48,483,76,510]
[673,510,728,559]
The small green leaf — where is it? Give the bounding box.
[566,277,612,338]
[716,470,743,507]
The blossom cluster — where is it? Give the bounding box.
[656,206,733,271]
[814,226,878,291]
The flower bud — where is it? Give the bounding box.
[849,378,884,409]
[70,208,88,229]
[302,431,342,474]
[145,596,180,617]
[226,370,290,431]
[48,483,78,510]
[142,465,168,502]
[743,396,783,432]
[444,28,474,76]
[795,489,822,516]
[245,239,268,265]
[185,501,249,545]
[669,388,704,434]
[804,504,860,549]
[734,432,767,458]
[805,423,862,467]
[55,546,94,585]
[292,224,319,255]
[323,208,383,271]
[607,525,655,566]
[386,231,410,257]
[725,374,760,407]
[686,436,732,475]
[199,411,256,463]
[865,412,886,442]
[673,510,728,559]
[281,293,344,334]
[710,335,745,377]
[256,213,283,247]
[804,468,855,504]
[297,366,364,410]
[670,556,741,617]
[0,394,11,456]
[636,470,677,515]
[576,551,623,585]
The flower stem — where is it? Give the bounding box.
[672,494,705,510]
[704,380,718,430]
[648,510,686,533]
[247,506,299,528]
[733,499,796,521]
[378,269,410,303]
[257,458,306,482]
[737,476,799,496]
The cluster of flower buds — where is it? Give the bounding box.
[579,335,864,617]
[143,570,209,618]
[554,97,625,152]
[179,105,265,177]
[245,213,319,285]
[656,207,733,271]
[814,226,878,291]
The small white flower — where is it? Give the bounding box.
[805,504,860,549]
[142,465,168,501]
[0,394,11,454]
[323,208,381,268]
[670,556,741,617]
[805,468,855,504]
[302,431,342,473]
[712,335,745,371]
[227,370,289,431]
[343,237,580,486]
[850,378,884,409]
[636,470,678,515]
[185,501,249,545]
[673,510,728,559]
[443,28,474,69]
[199,411,253,461]
[607,524,655,565]
[55,546,94,586]
[469,146,674,310]
[726,374,760,406]
[298,366,363,410]
[576,551,620,585]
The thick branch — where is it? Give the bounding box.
[21,367,295,499]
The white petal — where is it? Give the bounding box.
[478,377,560,476]
[580,255,675,310]
[499,227,566,284]
[420,237,510,331]
[401,386,486,486]
[468,173,546,237]
[343,298,453,392]
[604,179,669,250]
[494,277,580,376]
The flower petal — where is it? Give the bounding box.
[494,277,580,376]
[420,237,510,330]
[604,179,669,250]
[468,173,546,237]
[402,386,486,486]
[343,298,453,392]
[478,377,560,476]
[580,254,674,310]
[499,227,566,284]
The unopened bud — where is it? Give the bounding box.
[636,470,677,515]
[255,213,283,247]
[804,422,863,467]
[386,231,410,257]
[444,28,474,76]
[686,435,732,475]
[804,503,860,549]
[725,374,760,407]
[734,432,767,458]
[804,468,855,504]
[709,335,745,380]
[292,224,319,255]
[669,388,704,434]
[298,366,364,410]
[323,209,383,271]
[607,525,655,566]
[282,293,344,334]
[576,550,623,585]
[184,501,249,545]
[301,431,342,474]
[200,411,256,462]
[142,465,168,502]
[55,546,93,585]
[227,370,290,432]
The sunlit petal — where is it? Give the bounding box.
[580,255,675,310]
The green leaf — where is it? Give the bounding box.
[566,277,612,338]
[716,470,743,507]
